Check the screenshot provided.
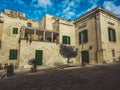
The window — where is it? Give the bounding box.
[79,30,88,44]
[13,28,18,34]
[27,22,32,27]
[112,50,115,57]
[9,49,18,60]
[62,36,70,44]
[108,28,116,42]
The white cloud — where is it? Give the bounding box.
[66,12,75,19]
[103,1,120,16]
[31,0,52,8]
[61,0,76,19]
[61,0,99,19]
[38,0,52,8]
[30,0,52,9]
[63,7,71,13]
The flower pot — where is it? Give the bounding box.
[31,67,37,73]
[82,62,86,66]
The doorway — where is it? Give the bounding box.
[81,51,89,63]
[35,50,43,65]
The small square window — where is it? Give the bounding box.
[62,36,70,44]
[13,28,18,34]
[9,49,18,60]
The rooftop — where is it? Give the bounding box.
[74,6,120,23]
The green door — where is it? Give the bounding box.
[81,51,89,63]
[35,50,43,65]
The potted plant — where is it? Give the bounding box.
[28,58,38,73]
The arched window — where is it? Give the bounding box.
[62,36,70,44]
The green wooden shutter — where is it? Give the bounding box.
[9,50,13,59]
[108,28,116,42]
[113,29,116,42]
[68,36,70,44]
[9,49,18,60]
[79,32,81,44]
[35,50,43,65]
[62,36,65,44]
[13,28,18,34]
[84,30,88,42]
[62,36,66,44]
[15,28,18,34]
[108,28,111,41]
[62,36,70,44]
[86,30,88,42]
[13,28,16,34]
[14,50,17,59]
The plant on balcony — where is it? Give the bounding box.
[59,44,78,66]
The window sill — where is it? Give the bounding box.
[79,42,88,45]
[109,41,116,43]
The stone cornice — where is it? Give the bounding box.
[74,7,120,24]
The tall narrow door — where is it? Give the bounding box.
[35,50,43,65]
[81,51,89,63]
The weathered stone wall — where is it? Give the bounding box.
[0,12,76,68]
[19,40,76,68]
[75,9,120,64]
[44,14,56,31]
[75,16,98,64]
[39,16,45,30]
[59,19,75,46]
[53,20,59,32]
[1,7,120,69]
[100,12,120,63]
[0,23,3,41]
[0,13,39,68]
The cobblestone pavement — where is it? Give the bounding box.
[0,63,120,90]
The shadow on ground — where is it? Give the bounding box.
[0,63,120,90]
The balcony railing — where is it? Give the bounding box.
[20,26,59,43]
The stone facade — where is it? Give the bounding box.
[0,7,120,69]
[0,9,76,68]
[74,7,120,64]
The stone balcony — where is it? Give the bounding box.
[20,26,59,44]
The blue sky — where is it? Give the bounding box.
[0,0,120,20]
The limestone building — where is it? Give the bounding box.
[0,7,120,69]
[0,9,75,68]
[74,7,120,64]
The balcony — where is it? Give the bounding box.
[20,27,59,43]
